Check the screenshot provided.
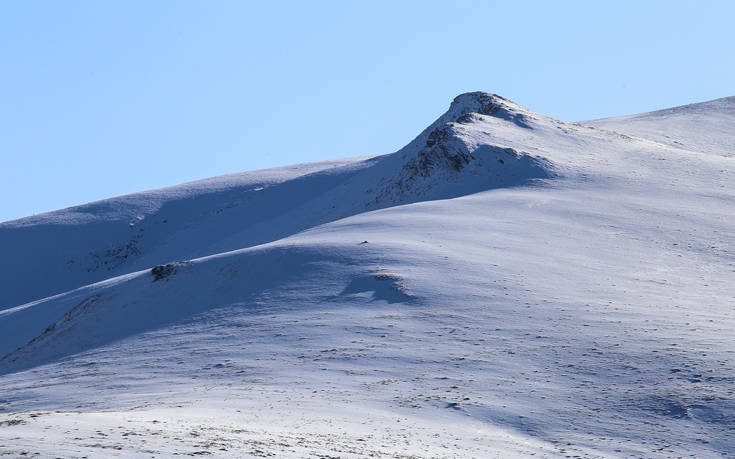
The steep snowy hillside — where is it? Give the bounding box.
[1,92,734,458]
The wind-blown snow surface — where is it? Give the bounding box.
[1,92,734,457]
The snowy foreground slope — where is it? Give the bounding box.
[1,93,734,458]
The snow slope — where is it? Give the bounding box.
[585,95,735,158]
[1,92,734,457]
[0,93,553,310]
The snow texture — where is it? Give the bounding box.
[1,92,734,458]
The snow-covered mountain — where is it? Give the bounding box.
[1,92,733,457]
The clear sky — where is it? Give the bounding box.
[2,1,734,222]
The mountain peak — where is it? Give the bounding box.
[450,91,509,110]
[446,91,534,128]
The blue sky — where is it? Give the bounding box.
[1,1,734,222]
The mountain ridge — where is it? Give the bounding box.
[584,94,735,157]
[0,91,558,310]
